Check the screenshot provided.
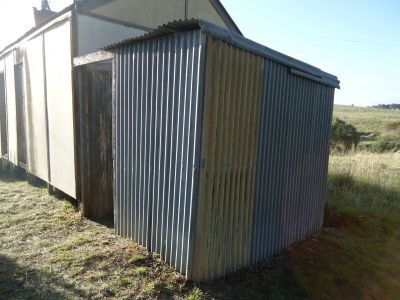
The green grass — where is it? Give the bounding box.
[187,288,206,300]
[0,170,189,299]
[134,267,147,276]
[328,152,400,217]
[333,105,400,152]
[333,104,400,136]
[295,152,400,299]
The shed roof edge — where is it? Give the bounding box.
[105,19,340,89]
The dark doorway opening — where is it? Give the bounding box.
[0,72,7,157]
[14,63,27,167]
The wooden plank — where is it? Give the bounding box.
[75,61,114,220]
[73,50,114,67]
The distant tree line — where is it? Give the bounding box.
[371,103,400,110]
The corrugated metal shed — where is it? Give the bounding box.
[110,19,339,281]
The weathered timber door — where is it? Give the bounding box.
[75,60,113,220]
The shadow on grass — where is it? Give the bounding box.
[0,254,89,299]
[0,160,80,208]
[196,173,400,299]
[0,162,26,183]
[327,172,400,224]
[196,256,309,300]
[1,161,399,299]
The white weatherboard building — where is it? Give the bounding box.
[0,0,240,203]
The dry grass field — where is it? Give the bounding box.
[0,105,399,299]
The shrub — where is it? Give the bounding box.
[359,136,400,153]
[331,118,360,152]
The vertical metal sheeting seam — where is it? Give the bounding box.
[180,32,193,274]
[186,32,207,277]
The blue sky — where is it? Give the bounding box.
[1,0,399,106]
[221,0,400,106]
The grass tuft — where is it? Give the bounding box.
[187,287,206,300]
[134,267,147,276]
[131,254,145,263]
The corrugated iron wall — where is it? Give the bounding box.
[113,30,205,276]
[250,60,335,263]
[112,27,336,281]
[191,37,334,281]
[192,37,264,280]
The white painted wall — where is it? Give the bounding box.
[91,0,185,29]
[44,20,76,198]
[90,0,231,33]
[76,13,145,57]
[187,0,227,28]
[23,34,49,181]
[4,53,18,165]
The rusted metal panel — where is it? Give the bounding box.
[113,30,205,277]
[191,37,264,281]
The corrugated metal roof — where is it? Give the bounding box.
[105,19,340,89]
